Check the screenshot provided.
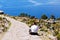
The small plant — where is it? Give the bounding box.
[44,29,48,32]
[40,28,45,31]
[0,17,2,20]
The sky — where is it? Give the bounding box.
[0,0,60,18]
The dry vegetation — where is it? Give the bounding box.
[12,16,60,40]
[0,16,11,33]
[6,13,60,40]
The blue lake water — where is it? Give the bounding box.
[0,6,60,18]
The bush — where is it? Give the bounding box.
[54,30,59,36]
[57,34,60,40]
[41,14,48,19]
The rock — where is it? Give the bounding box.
[0,30,3,33]
[48,34,57,40]
[5,23,9,27]
[0,27,4,30]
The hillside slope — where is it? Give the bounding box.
[1,16,42,40]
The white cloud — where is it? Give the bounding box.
[28,0,60,6]
[28,0,43,6]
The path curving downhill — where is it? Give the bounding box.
[1,16,42,40]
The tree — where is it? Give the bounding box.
[57,18,60,20]
[30,16,35,19]
[18,13,30,17]
[50,15,55,19]
[41,14,48,19]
